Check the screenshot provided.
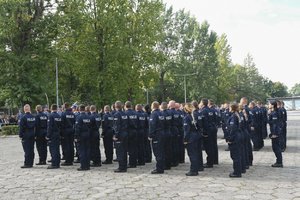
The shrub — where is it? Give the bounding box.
[0,125,19,136]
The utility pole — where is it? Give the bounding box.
[174,73,197,103]
[56,58,59,106]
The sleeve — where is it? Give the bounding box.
[19,117,26,138]
[228,116,238,143]
[113,113,121,138]
[183,116,191,142]
[201,110,209,136]
[35,115,40,137]
[47,115,53,138]
[149,112,157,138]
[75,117,81,139]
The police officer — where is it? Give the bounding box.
[238,104,248,173]
[208,100,219,165]
[221,103,231,151]
[257,101,268,140]
[113,101,129,173]
[280,101,287,151]
[226,103,242,178]
[46,104,62,169]
[183,103,200,176]
[102,105,114,164]
[149,101,165,174]
[175,103,185,164]
[192,100,204,171]
[249,101,261,151]
[168,100,179,167]
[143,104,152,163]
[19,104,36,168]
[136,104,147,166]
[75,105,92,171]
[199,98,214,168]
[268,101,283,168]
[61,102,75,166]
[90,105,102,167]
[73,105,81,163]
[160,102,172,170]
[35,105,48,165]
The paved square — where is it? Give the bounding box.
[0,112,299,200]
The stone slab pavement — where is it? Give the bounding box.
[0,111,299,200]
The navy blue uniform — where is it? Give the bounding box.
[149,109,165,173]
[221,108,231,139]
[200,106,215,167]
[169,108,180,166]
[102,112,114,163]
[136,110,147,165]
[249,107,261,150]
[19,112,36,167]
[113,110,129,171]
[279,107,287,150]
[210,106,219,165]
[184,113,200,173]
[161,109,172,169]
[238,112,248,172]
[177,109,185,163]
[260,106,268,139]
[126,109,138,167]
[47,112,62,167]
[90,112,102,165]
[61,109,75,164]
[268,110,283,164]
[144,112,152,163]
[75,112,91,169]
[35,111,48,164]
[227,113,242,176]
[193,109,204,170]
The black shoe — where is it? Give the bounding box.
[61,157,66,160]
[21,165,32,168]
[61,162,73,166]
[203,164,213,168]
[229,173,241,178]
[77,167,89,171]
[127,165,136,168]
[245,166,249,169]
[271,163,283,168]
[225,148,229,151]
[171,163,178,167]
[74,159,80,163]
[242,170,246,174]
[214,162,219,165]
[179,161,185,164]
[91,163,102,167]
[164,167,171,170]
[137,163,145,166]
[36,162,47,165]
[186,171,198,176]
[198,168,204,172]
[249,162,253,166]
[47,159,52,163]
[114,169,127,173]
[151,169,164,174]
[47,165,60,169]
[113,159,118,162]
[102,160,113,164]
[145,160,152,163]
[253,148,260,151]
[281,149,285,152]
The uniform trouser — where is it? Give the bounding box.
[79,135,91,169]
[211,127,219,165]
[137,131,145,165]
[251,129,260,150]
[242,131,250,167]
[272,137,282,164]
[171,134,179,166]
[61,137,66,159]
[115,133,128,170]
[128,130,138,167]
[164,133,172,169]
[240,133,246,171]
[258,126,264,148]
[186,133,200,173]
[262,124,268,139]
[22,138,35,166]
[90,131,101,164]
[198,137,204,170]
[178,128,185,163]
[49,136,61,167]
[229,142,242,175]
[36,135,47,163]
[75,140,80,159]
[103,131,113,162]
[62,134,74,164]
[152,133,165,173]
[280,123,287,150]
[144,129,152,162]
[203,135,214,166]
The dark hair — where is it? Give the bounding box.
[125,101,132,109]
[270,101,278,110]
[201,98,208,106]
[79,105,85,112]
[64,102,70,109]
[51,104,58,111]
[191,100,198,109]
[144,104,151,114]
[230,103,239,112]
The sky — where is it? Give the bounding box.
[163,0,300,89]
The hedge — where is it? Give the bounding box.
[0,125,19,136]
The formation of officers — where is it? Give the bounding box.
[19,97,287,178]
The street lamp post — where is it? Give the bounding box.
[174,73,197,103]
[55,58,59,106]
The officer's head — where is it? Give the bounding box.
[111,104,115,111]
[175,103,180,110]
[184,103,193,114]
[85,106,90,113]
[115,101,123,110]
[135,104,143,111]
[191,100,198,109]
[201,98,208,107]
[208,99,214,107]
[24,104,31,113]
[64,102,70,110]
[276,100,282,107]
[79,105,85,112]
[125,101,132,110]
[160,102,168,111]
[269,101,278,111]
[240,97,248,105]
[144,104,151,114]
[151,101,160,110]
[168,100,176,109]
[249,101,255,109]
[104,105,111,113]
[51,104,58,112]
[256,101,262,107]
[230,103,239,113]
[90,105,97,112]
[36,105,42,112]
